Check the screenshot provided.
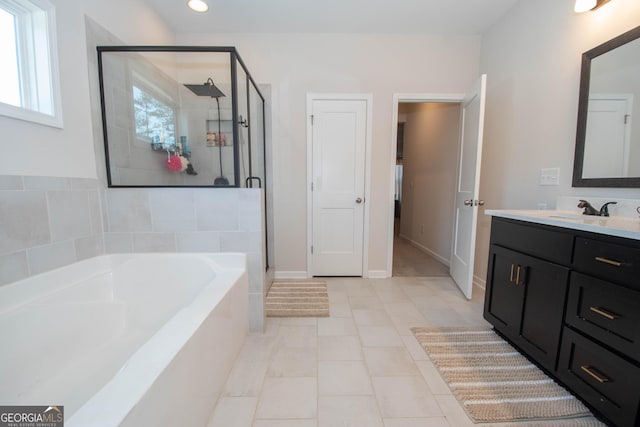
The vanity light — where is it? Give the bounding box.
[187,0,208,12]
[574,0,611,13]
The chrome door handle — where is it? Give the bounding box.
[356,197,363,204]
[475,200,485,206]
[464,199,473,206]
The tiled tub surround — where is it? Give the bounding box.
[103,187,266,331]
[0,174,267,331]
[0,176,104,286]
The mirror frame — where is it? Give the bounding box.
[572,24,640,188]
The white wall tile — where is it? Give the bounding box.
[133,232,176,252]
[75,234,105,261]
[176,231,221,252]
[0,191,50,254]
[104,232,134,253]
[27,241,76,275]
[0,251,29,286]
[47,191,92,242]
[0,175,23,190]
[149,188,196,232]
[220,231,261,252]
[105,189,152,232]
[195,190,239,231]
[23,176,72,191]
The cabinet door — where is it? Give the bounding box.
[518,254,570,371]
[484,245,526,337]
[485,245,570,371]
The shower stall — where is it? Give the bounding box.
[97,46,266,190]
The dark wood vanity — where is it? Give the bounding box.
[484,214,640,427]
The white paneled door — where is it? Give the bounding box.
[583,95,633,178]
[309,97,368,276]
[450,75,487,299]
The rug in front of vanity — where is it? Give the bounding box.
[265,280,329,317]
[411,327,601,424]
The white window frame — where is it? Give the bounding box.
[0,0,63,128]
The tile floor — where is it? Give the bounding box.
[208,275,603,427]
[207,276,492,427]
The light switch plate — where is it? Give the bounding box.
[540,168,560,186]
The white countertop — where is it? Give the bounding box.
[485,209,640,241]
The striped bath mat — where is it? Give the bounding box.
[266,280,329,317]
[411,327,602,425]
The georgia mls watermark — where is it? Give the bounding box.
[0,406,63,427]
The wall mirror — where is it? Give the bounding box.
[572,25,640,187]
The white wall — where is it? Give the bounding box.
[476,0,640,284]
[0,0,174,178]
[177,33,482,275]
[399,103,460,264]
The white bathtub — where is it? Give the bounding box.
[0,253,249,426]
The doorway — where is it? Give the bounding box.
[388,76,487,298]
[392,101,460,277]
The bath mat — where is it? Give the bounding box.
[411,327,602,425]
[266,280,329,317]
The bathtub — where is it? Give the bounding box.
[0,253,249,426]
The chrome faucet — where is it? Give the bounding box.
[577,200,617,217]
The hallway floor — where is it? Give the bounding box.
[206,278,602,426]
[393,236,450,277]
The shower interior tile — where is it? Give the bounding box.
[0,251,29,286]
[27,241,76,275]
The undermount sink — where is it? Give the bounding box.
[546,213,586,220]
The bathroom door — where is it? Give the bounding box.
[582,95,632,178]
[308,96,369,276]
[450,75,487,299]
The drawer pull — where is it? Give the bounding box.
[594,256,623,267]
[515,265,521,285]
[580,365,610,383]
[510,264,515,283]
[589,306,620,320]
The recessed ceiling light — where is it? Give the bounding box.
[187,0,209,13]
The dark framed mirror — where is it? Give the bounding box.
[572,25,640,188]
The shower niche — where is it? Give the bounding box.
[97,46,266,188]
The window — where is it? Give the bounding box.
[0,0,62,127]
[133,84,176,150]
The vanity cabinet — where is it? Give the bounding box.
[484,216,640,427]
[484,219,572,372]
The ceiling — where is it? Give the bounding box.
[145,0,521,35]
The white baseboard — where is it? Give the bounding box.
[399,235,451,267]
[367,270,389,279]
[274,271,308,279]
[473,274,486,290]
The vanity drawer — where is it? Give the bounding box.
[566,272,640,363]
[573,237,640,291]
[491,218,574,265]
[558,328,640,427]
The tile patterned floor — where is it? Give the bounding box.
[207,277,601,427]
[207,277,489,427]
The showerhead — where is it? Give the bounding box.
[184,78,225,98]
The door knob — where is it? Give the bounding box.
[356,197,363,204]
[464,199,473,206]
[475,200,485,206]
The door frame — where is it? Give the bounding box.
[307,93,373,278]
[387,93,465,277]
